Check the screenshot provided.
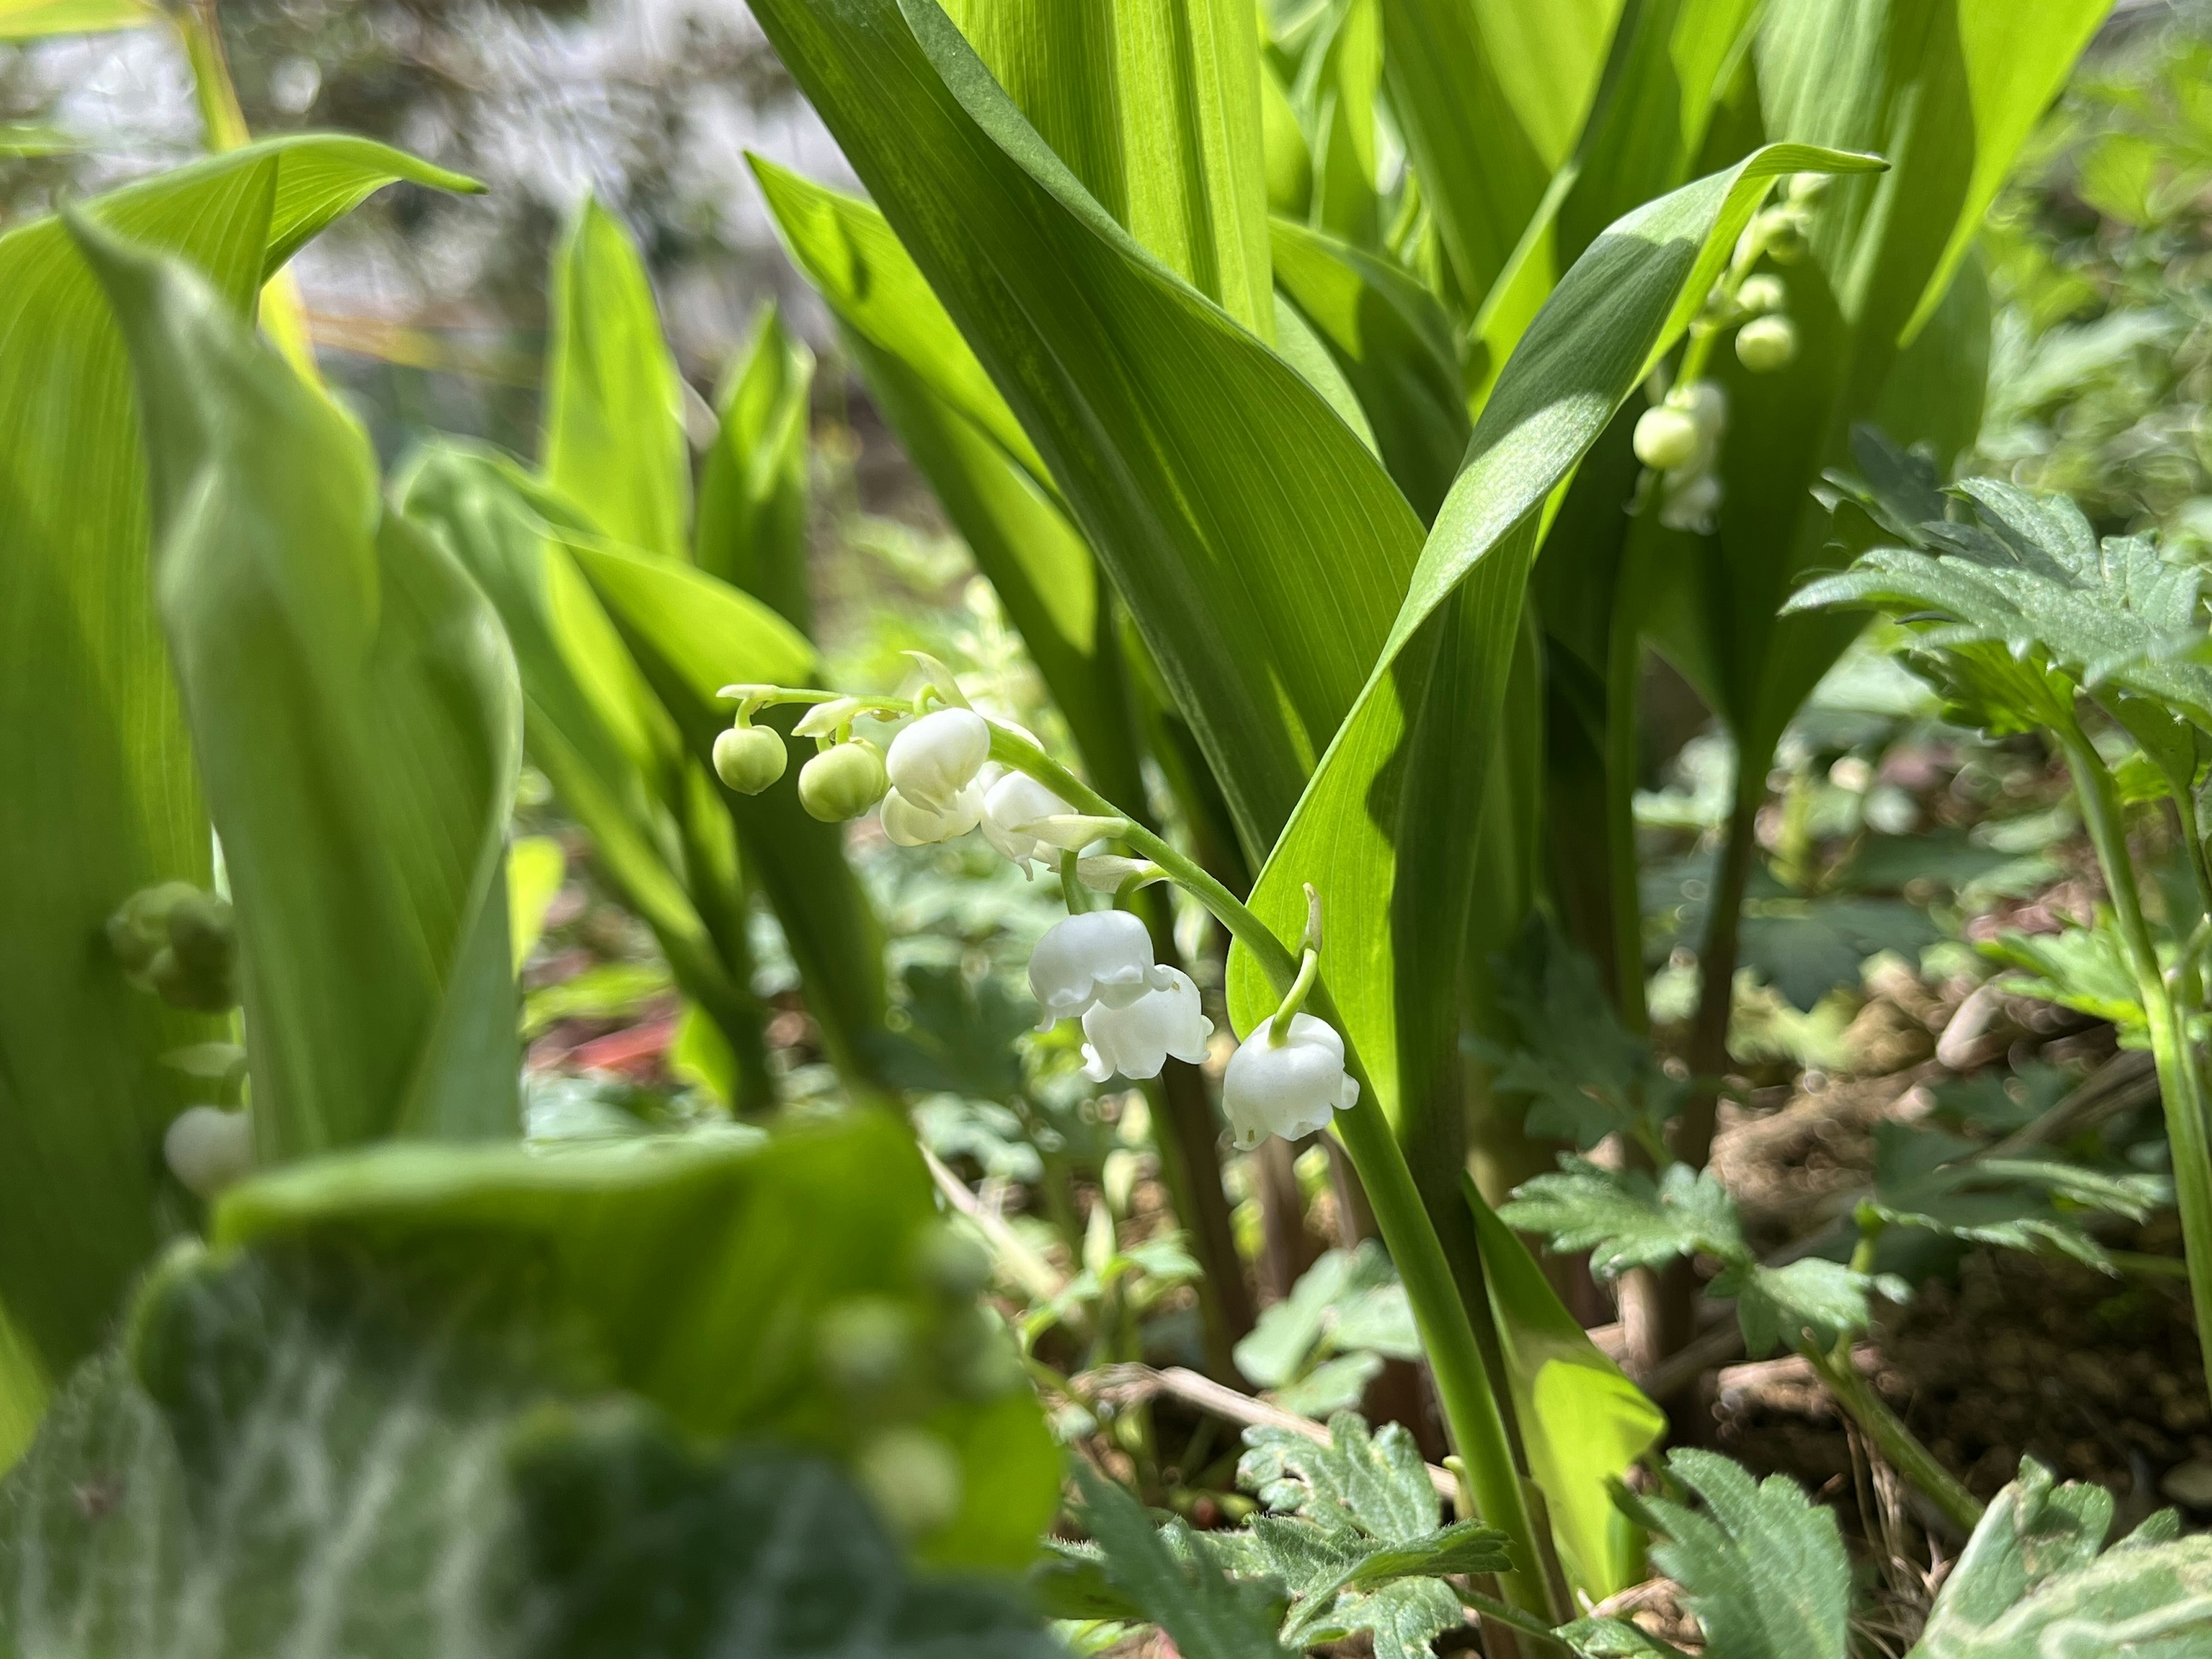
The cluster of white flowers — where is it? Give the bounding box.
[714,680,1362,1149]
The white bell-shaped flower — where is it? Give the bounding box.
[1028,909,1168,1027]
[164,1104,255,1198]
[886,707,991,812]
[880,777,986,846]
[1222,1013,1359,1150]
[1081,967,1211,1082]
[980,772,1071,876]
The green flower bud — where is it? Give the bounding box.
[1632,404,1701,471]
[165,889,236,979]
[1736,274,1786,315]
[1762,209,1810,264]
[711,723,788,794]
[1736,314,1799,373]
[149,945,237,1013]
[854,1427,963,1538]
[107,880,198,972]
[798,739,888,823]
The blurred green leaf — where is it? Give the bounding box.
[522,960,673,1040]
[400,445,775,1103]
[78,219,521,1158]
[0,138,482,1431]
[0,1242,1059,1654]
[0,0,153,36]
[508,834,568,970]
[212,1112,1061,1571]
[542,196,690,562]
[696,303,815,631]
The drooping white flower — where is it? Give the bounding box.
[880,777,986,846]
[885,707,991,812]
[1222,1014,1359,1150]
[980,771,1071,875]
[1028,909,1168,1027]
[164,1104,254,1198]
[1081,967,1211,1082]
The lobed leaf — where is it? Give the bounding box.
[1499,1160,1745,1279]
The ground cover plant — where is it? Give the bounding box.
[10,0,2212,1654]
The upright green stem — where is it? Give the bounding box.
[986,727,1557,1620]
[1799,1339,1981,1535]
[2054,716,2212,1407]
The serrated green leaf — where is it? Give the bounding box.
[0,1248,1057,1657]
[1071,1464,1298,1659]
[1909,1456,2212,1658]
[1237,1412,1441,1545]
[1472,918,1687,1151]
[1349,1520,1514,1586]
[1500,1160,1745,1278]
[1233,1241,1409,1391]
[1981,919,2152,1043]
[0,134,479,1441]
[1633,1449,1853,1659]
[1713,1257,1881,1358]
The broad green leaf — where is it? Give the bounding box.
[1498,1158,1745,1277]
[1597,1450,1853,1659]
[749,161,1046,487]
[0,0,151,36]
[78,220,521,1159]
[507,834,568,969]
[941,0,1276,338]
[1910,1457,2212,1658]
[562,538,893,1087]
[753,167,1152,804]
[1270,217,1469,521]
[0,138,479,1408]
[1069,1464,1297,1659]
[1380,0,1624,308]
[696,303,815,631]
[541,196,690,561]
[1,1248,1059,1654]
[745,0,1425,858]
[1468,1183,1664,1599]
[399,445,775,1104]
[1225,147,1880,1136]
[1297,0,1384,247]
[211,1113,1062,1572]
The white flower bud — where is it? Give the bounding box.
[713,724,789,795]
[1675,380,1726,448]
[1222,1013,1359,1150]
[1081,967,1212,1082]
[979,771,1070,875]
[880,778,985,845]
[1659,471,1724,533]
[885,708,991,812]
[1633,406,1700,471]
[164,1104,254,1199]
[1028,909,1166,1027]
[1735,314,1798,373]
[1737,274,1786,315]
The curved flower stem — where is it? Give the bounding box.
[984,725,1558,1620]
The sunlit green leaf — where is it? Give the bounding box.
[696,303,815,631]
